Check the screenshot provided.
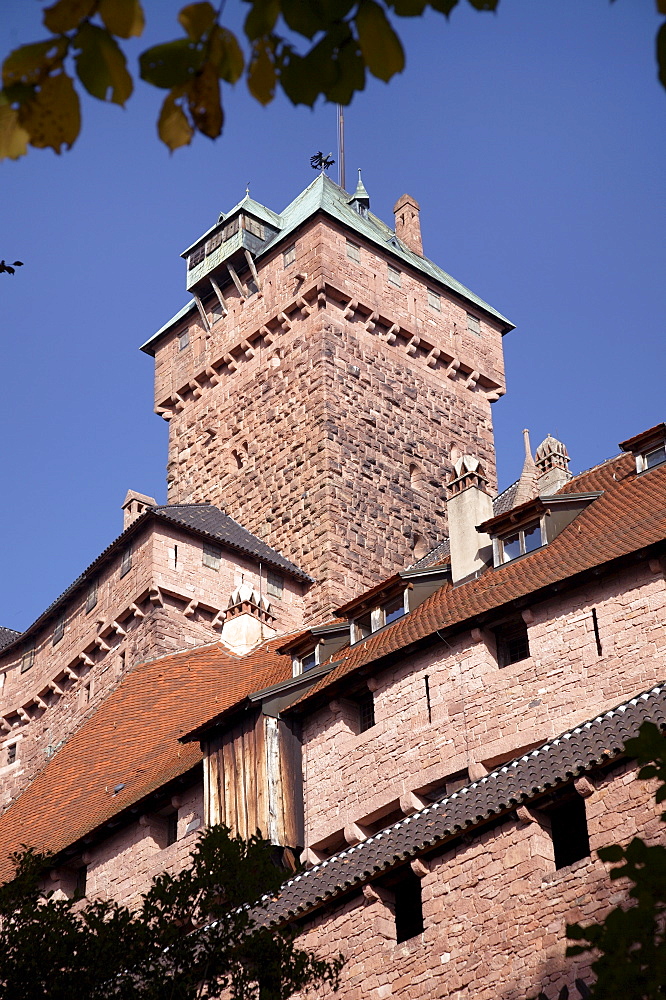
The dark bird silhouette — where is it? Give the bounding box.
[0,260,24,275]
[310,152,335,171]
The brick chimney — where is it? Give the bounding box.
[447,456,494,584]
[393,194,423,256]
[122,490,157,529]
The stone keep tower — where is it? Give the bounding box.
[142,174,512,620]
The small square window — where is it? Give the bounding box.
[346,240,360,263]
[388,265,401,288]
[382,594,405,627]
[645,446,666,470]
[120,544,133,578]
[466,313,481,336]
[21,646,34,673]
[202,541,222,570]
[266,570,283,599]
[53,615,65,646]
[494,619,530,667]
[549,793,591,869]
[427,289,441,312]
[283,244,296,268]
[7,743,17,765]
[301,650,317,672]
[85,581,98,614]
[394,871,424,943]
[178,329,190,351]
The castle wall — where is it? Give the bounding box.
[301,560,666,851]
[291,758,660,1000]
[155,217,505,618]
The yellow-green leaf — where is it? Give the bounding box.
[157,86,193,150]
[178,2,217,42]
[187,62,223,138]
[209,25,244,84]
[74,23,133,104]
[99,0,145,39]
[43,0,96,34]
[2,39,67,88]
[247,38,277,105]
[18,72,81,153]
[355,0,405,81]
[0,103,29,160]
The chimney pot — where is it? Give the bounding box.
[447,456,494,584]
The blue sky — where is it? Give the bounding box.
[1,1,665,632]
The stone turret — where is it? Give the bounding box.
[535,434,572,494]
[393,193,423,255]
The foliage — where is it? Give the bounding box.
[1,0,664,160]
[0,824,344,1000]
[565,722,666,1000]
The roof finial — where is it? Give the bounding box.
[514,428,539,505]
[349,168,370,215]
[245,180,250,196]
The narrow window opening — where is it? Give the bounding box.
[346,239,360,262]
[388,264,401,287]
[7,743,17,765]
[494,618,530,667]
[75,865,88,898]
[85,581,97,614]
[355,690,375,733]
[591,608,602,656]
[202,542,222,571]
[21,646,34,673]
[173,544,178,569]
[427,289,441,312]
[424,675,432,724]
[549,793,591,870]
[283,244,296,268]
[53,615,65,646]
[466,312,481,336]
[166,812,178,847]
[178,329,189,351]
[120,544,133,578]
[394,871,424,943]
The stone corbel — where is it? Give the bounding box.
[260,325,275,346]
[426,348,440,368]
[205,365,220,386]
[222,353,238,373]
[49,680,65,697]
[316,279,327,308]
[410,857,430,878]
[18,707,32,723]
[365,311,379,333]
[385,323,399,345]
[342,298,358,320]
[156,405,173,422]
[0,718,12,733]
[445,359,460,380]
[296,296,312,317]
[188,379,203,399]
[171,393,186,412]
[149,587,163,605]
[400,790,429,816]
[516,805,540,825]
[406,335,420,357]
[278,312,291,332]
[65,664,80,679]
[129,602,145,619]
[470,627,484,644]
[183,599,199,618]
[465,369,480,389]
[521,609,535,625]
[111,620,127,637]
[78,651,94,667]
[574,775,595,798]
[94,635,112,652]
[34,694,48,711]
[240,339,255,360]
[344,822,368,846]
[211,610,225,629]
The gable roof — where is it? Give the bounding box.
[287,452,666,713]
[0,504,310,659]
[0,637,294,882]
[255,680,666,928]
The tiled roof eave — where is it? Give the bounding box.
[254,681,666,929]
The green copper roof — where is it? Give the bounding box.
[143,173,513,354]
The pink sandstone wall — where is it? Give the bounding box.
[153,216,505,619]
[301,560,666,852]
[292,759,662,1000]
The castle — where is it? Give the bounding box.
[1,171,665,999]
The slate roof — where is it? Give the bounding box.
[152,505,312,581]
[0,504,310,659]
[0,627,21,650]
[0,637,294,882]
[288,452,666,712]
[143,173,513,352]
[255,681,666,928]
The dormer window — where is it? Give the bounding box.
[619,423,666,474]
[293,646,319,675]
[497,521,543,563]
[351,591,408,644]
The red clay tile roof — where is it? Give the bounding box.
[0,638,293,882]
[289,453,666,712]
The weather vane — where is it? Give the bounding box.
[310,151,335,172]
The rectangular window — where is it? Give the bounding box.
[356,690,375,733]
[346,239,360,263]
[301,650,317,672]
[21,646,34,673]
[120,544,133,578]
[394,871,424,943]
[53,615,65,646]
[7,744,17,765]
[549,794,591,869]
[427,289,441,312]
[494,619,530,667]
[202,541,222,570]
[266,570,283,599]
[388,264,401,287]
[283,244,296,267]
[75,865,87,899]
[645,445,666,470]
[178,329,190,351]
[499,521,543,563]
[382,594,406,627]
[85,581,97,614]
[166,813,178,847]
[352,611,372,644]
[466,312,481,336]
